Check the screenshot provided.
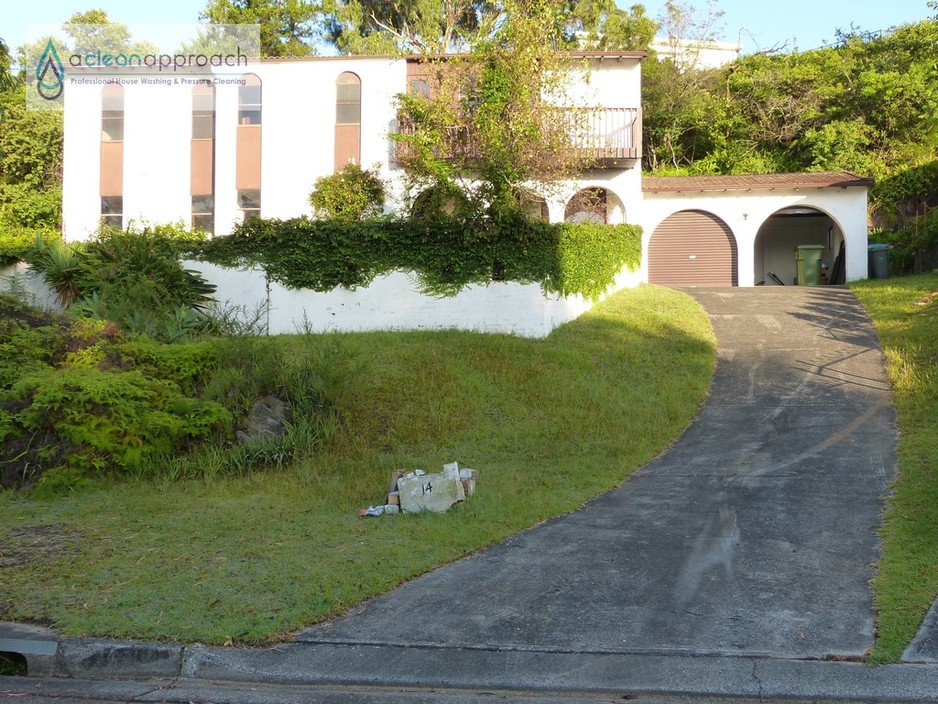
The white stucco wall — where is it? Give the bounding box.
[190,261,642,338]
[565,59,642,107]
[62,82,105,241]
[638,187,869,285]
[61,55,644,241]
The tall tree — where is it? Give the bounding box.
[319,0,657,55]
[322,0,502,54]
[561,1,657,51]
[201,0,320,56]
[393,0,590,214]
[0,39,16,92]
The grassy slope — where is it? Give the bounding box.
[851,274,938,664]
[0,285,715,644]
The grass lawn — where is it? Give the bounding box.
[851,273,938,664]
[0,284,715,644]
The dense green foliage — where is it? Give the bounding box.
[198,215,641,300]
[0,298,227,492]
[641,18,938,222]
[309,163,387,220]
[201,0,657,56]
[0,293,340,493]
[200,0,319,56]
[0,87,64,263]
[870,210,938,276]
[27,226,216,341]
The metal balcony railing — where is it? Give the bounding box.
[567,108,641,165]
[395,107,641,169]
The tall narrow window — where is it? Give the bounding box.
[238,189,261,222]
[239,75,262,125]
[237,74,262,219]
[191,195,214,233]
[100,83,124,229]
[190,82,216,235]
[101,196,123,228]
[192,81,215,138]
[334,71,361,170]
[101,84,124,141]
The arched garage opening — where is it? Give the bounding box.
[754,207,844,286]
[648,210,738,286]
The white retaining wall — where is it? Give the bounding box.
[1,259,640,338]
[189,261,642,338]
[0,262,62,310]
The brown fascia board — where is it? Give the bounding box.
[642,171,874,194]
[258,54,398,62]
[404,50,646,62]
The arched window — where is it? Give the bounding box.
[335,71,361,169]
[191,82,216,234]
[237,74,262,222]
[100,83,124,228]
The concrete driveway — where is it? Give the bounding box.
[299,286,897,659]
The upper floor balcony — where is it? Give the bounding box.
[395,106,641,170]
[567,107,641,167]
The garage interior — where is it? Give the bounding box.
[754,207,844,286]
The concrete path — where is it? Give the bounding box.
[297,287,896,659]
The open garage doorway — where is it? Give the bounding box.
[755,207,844,286]
[648,210,738,286]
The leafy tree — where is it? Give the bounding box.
[393,0,589,216]
[318,0,657,55]
[658,0,724,44]
[0,38,16,92]
[322,0,502,55]
[564,1,658,51]
[638,0,731,171]
[18,10,156,76]
[201,0,320,56]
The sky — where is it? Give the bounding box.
[2,0,934,58]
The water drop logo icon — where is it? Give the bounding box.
[36,39,65,101]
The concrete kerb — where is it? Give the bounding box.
[6,625,938,702]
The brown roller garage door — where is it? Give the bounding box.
[648,210,738,286]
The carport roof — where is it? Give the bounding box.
[642,171,874,193]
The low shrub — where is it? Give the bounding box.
[309,163,386,221]
[0,294,341,492]
[869,215,938,276]
[27,225,216,340]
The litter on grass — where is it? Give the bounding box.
[359,461,478,517]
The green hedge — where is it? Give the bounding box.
[197,216,642,301]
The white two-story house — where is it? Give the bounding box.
[61,50,872,298]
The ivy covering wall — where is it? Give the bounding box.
[197,216,642,301]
